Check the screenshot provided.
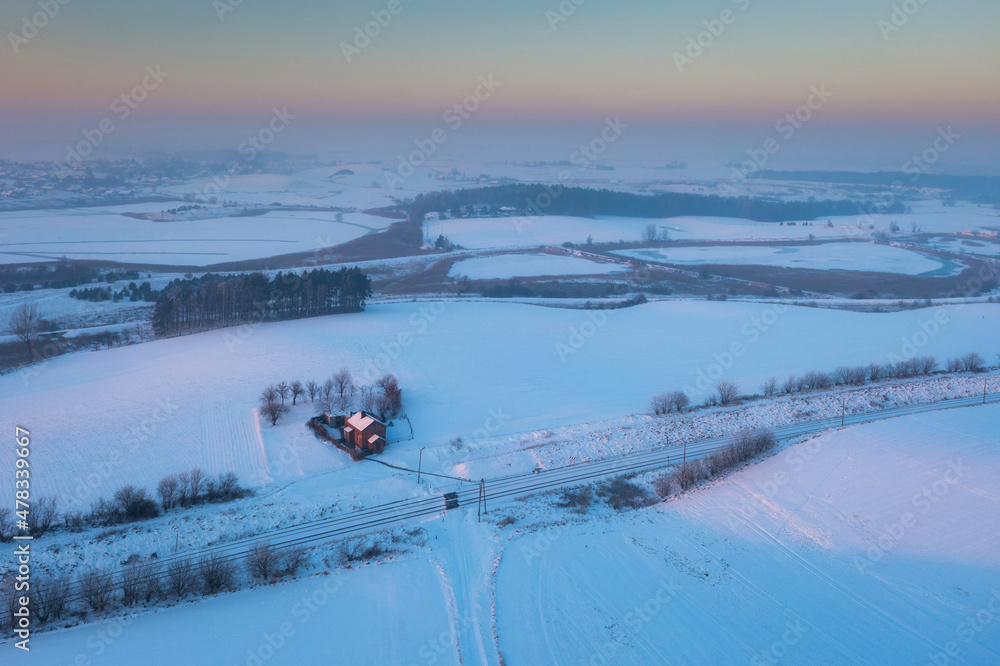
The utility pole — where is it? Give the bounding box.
[417,447,425,484]
[477,479,487,522]
[842,398,846,427]
[683,441,687,467]
[985,376,989,405]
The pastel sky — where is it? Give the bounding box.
[2,0,998,167]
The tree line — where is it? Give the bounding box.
[652,351,994,415]
[409,184,901,224]
[258,369,404,426]
[151,267,372,336]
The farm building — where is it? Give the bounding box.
[342,411,388,454]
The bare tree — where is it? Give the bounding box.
[332,368,353,398]
[668,391,691,412]
[359,386,378,414]
[176,470,191,506]
[7,302,42,353]
[188,468,204,503]
[260,385,278,404]
[246,542,279,582]
[781,375,797,395]
[761,377,778,399]
[651,393,670,415]
[848,366,869,384]
[305,380,320,403]
[377,374,403,418]
[260,398,290,426]
[0,507,11,542]
[832,366,852,385]
[333,392,353,414]
[280,549,308,577]
[716,380,739,406]
[113,485,159,522]
[79,568,116,612]
[290,380,305,405]
[120,563,144,606]
[140,562,161,602]
[199,554,238,594]
[276,381,291,404]
[946,357,963,373]
[166,559,196,597]
[157,474,180,510]
[321,377,335,402]
[27,496,59,536]
[642,222,658,242]
[30,576,70,623]
[867,363,884,382]
[961,352,985,373]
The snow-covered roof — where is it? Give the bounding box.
[367,434,383,444]
[346,410,384,431]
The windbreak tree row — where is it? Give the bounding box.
[152,267,372,336]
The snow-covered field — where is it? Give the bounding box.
[0,208,391,266]
[11,399,999,665]
[496,405,1000,664]
[615,242,960,276]
[447,252,625,279]
[3,300,997,509]
[425,203,1000,250]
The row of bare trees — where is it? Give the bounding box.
[650,350,996,420]
[0,471,252,541]
[260,369,404,427]
[0,496,59,541]
[652,380,740,416]
[655,429,777,497]
[1,543,309,632]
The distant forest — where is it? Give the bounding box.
[757,170,1000,206]
[152,267,371,336]
[409,184,903,223]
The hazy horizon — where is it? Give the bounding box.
[2,0,999,171]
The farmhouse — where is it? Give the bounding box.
[342,410,387,454]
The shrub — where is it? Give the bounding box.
[597,478,653,511]
[667,390,691,412]
[761,377,778,399]
[338,538,385,564]
[962,352,985,373]
[716,380,739,406]
[30,576,70,623]
[0,507,11,542]
[280,549,309,577]
[157,475,180,510]
[652,474,675,499]
[27,496,59,536]
[199,554,238,594]
[674,461,707,491]
[79,568,116,612]
[114,485,160,522]
[247,542,280,582]
[166,559,197,598]
[555,486,594,514]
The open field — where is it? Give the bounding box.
[615,241,961,276]
[0,208,392,266]
[497,405,1000,664]
[9,400,998,665]
[2,300,997,508]
[447,252,625,279]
